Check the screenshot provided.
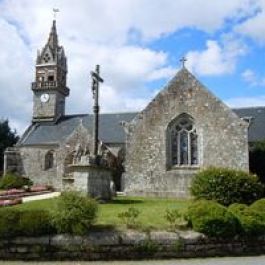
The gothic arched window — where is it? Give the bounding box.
[168,113,198,166]
[44,150,54,170]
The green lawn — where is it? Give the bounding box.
[14,196,191,230]
[14,198,58,211]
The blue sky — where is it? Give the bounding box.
[0,0,265,134]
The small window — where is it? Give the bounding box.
[44,151,54,170]
[48,75,54,81]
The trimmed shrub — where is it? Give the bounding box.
[250,198,265,223]
[0,172,33,189]
[19,209,54,236]
[190,167,264,206]
[52,191,98,235]
[228,203,265,236]
[186,200,239,238]
[250,198,265,213]
[118,207,140,228]
[0,207,20,238]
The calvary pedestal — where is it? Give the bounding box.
[69,156,113,200]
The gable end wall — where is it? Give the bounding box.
[123,70,249,198]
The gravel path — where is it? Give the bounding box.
[22,192,61,202]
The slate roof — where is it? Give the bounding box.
[233,106,265,142]
[19,107,265,146]
[20,113,137,146]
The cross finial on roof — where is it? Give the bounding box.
[180,56,187,68]
[53,8,60,20]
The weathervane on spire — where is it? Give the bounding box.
[180,56,187,68]
[53,8,60,20]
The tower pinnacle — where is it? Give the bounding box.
[47,20,58,50]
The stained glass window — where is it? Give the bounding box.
[168,114,198,166]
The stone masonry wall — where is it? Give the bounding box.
[0,231,265,261]
[32,91,66,122]
[15,122,114,190]
[70,163,113,200]
[124,69,249,198]
[19,145,60,188]
[33,91,58,120]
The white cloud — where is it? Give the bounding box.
[0,18,32,133]
[242,69,265,86]
[0,0,261,134]
[226,95,265,108]
[186,37,246,76]
[99,85,150,113]
[242,69,257,84]
[236,0,265,43]
[65,43,173,114]
[0,0,257,45]
[146,67,176,81]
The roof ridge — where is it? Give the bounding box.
[63,114,88,118]
[100,112,139,115]
[232,106,265,110]
[64,112,138,117]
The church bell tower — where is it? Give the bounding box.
[32,20,69,122]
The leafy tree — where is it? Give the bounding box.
[0,119,19,173]
[249,140,265,183]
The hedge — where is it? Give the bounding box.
[0,208,53,238]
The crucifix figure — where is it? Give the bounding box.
[91,65,104,157]
[53,8,60,20]
[180,56,187,68]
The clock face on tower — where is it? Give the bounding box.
[40,93,50,103]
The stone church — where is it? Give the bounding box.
[4,21,265,197]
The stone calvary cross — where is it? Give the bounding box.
[91,65,104,157]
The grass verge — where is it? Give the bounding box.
[14,196,191,231]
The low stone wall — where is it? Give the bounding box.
[0,230,265,261]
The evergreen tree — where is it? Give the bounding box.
[0,119,19,173]
[249,139,265,183]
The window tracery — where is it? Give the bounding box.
[168,113,198,166]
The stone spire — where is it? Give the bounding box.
[36,19,67,71]
[47,20,58,50]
